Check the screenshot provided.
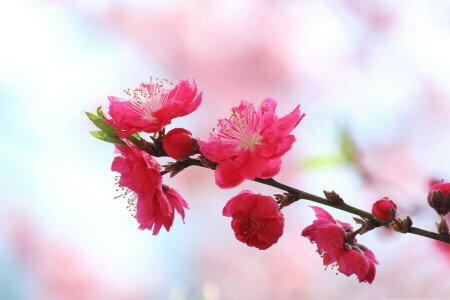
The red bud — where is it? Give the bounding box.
[163,128,195,160]
[372,198,397,221]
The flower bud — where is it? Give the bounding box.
[428,182,450,216]
[163,128,196,160]
[372,198,397,221]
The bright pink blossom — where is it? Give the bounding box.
[199,98,305,188]
[104,78,202,138]
[223,190,284,250]
[302,206,378,284]
[111,141,188,234]
[163,128,195,160]
[372,198,397,221]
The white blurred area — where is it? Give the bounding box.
[1,0,450,299]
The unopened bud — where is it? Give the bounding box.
[163,128,196,160]
[372,198,397,221]
[428,182,450,216]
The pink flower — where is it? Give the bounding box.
[302,206,378,284]
[199,98,305,188]
[428,182,450,216]
[372,198,397,221]
[436,240,450,264]
[163,128,195,160]
[223,190,284,250]
[111,141,189,234]
[104,78,202,138]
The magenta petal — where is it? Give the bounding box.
[364,260,376,284]
[198,138,236,163]
[274,105,305,135]
[238,150,270,179]
[111,156,130,174]
[259,158,282,179]
[215,162,246,189]
[255,196,280,218]
[165,188,189,222]
[310,206,336,223]
[322,252,337,265]
[181,91,202,115]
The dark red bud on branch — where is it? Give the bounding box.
[372,198,397,221]
[428,183,450,216]
[163,128,197,160]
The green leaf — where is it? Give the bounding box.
[340,129,357,163]
[302,154,346,169]
[85,111,117,135]
[90,131,126,145]
[96,106,105,118]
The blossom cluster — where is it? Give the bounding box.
[87,77,450,284]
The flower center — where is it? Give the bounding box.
[241,216,265,235]
[210,103,266,150]
[124,77,179,121]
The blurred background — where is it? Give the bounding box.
[1,0,450,299]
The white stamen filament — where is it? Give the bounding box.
[115,176,137,218]
[211,103,266,150]
[124,77,179,120]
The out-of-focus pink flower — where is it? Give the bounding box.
[302,206,378,284]
[104,78,202,138]
[223,190,284,250]
[100,4,296,104]
[429,178,443,188]
[163,128,195,160]
[436,240,450,263]
[199,98,304,188]
[372,198,397,221]
[428,182,450,216]
[112,141,188,234]
[8,213,148,300]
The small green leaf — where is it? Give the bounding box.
[96,106,105,118]
[90,131,126,145]
[85,111,117,135]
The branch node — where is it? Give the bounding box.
[436,215,450,236]
[359,220,377,235]
[199,155,217,169]
[390,216,413,234]
[275,193,301,210]
[162,160,191,178]
[323,190,344,205]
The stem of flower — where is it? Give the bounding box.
[345,227,363,244]
[181,158,450,244]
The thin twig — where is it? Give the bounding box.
[181,158,450,244]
